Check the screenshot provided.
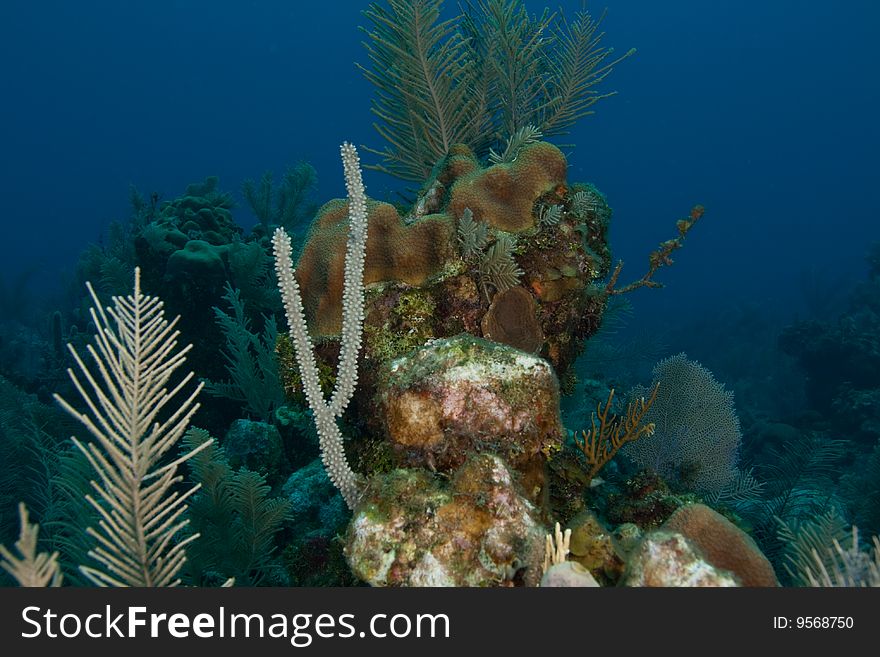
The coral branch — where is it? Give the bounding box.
[272,143,368,510]
[605,205,705,296]
[574,383,659,481]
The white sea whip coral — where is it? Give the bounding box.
[272,142,368,509]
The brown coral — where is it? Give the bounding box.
[447,142,567,232]
[481,286,544,352]
[661,503,778,587]
[295,200,456,335]
[574,384,659,481]
[291,139,608,391]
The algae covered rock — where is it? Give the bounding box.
[281,459,353,587]
[377,334,564,501]
[344,454,545,587]
[612,523,643,555]
[282,458,348,539]
[223,419,286,476]
[622,531,740,587]
[605,470,688,529]
[566,510,624,585]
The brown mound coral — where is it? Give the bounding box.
[295,200,456,335]
[447,142,567,232]
[661,503,778,587]
[290,139,610,384]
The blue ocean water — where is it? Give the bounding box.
[2,0,877,316]
[0,0,878,588]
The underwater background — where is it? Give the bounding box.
[0,0,878,587]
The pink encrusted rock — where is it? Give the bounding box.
[377,334,564,502]
[344,454,546,587]
[622,531,740,587]
[540,562,601,587]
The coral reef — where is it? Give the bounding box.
[780,257,880,446]
[2,0,780,594]
[621,531,740,587]
[289,140,611,390]
[344,454,545,586]
[131,176,277,381]
[376,335,563,502]
[770,246,880,546]
[271,139,632,586]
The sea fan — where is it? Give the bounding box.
[622,354,745,497]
